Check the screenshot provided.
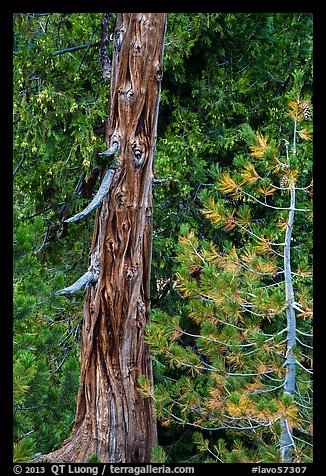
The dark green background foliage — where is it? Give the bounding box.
[13,13,312,462]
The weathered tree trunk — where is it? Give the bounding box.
[44,13,166,463]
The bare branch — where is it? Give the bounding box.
[180,329,254,348]
[296,328,313,338]
[169,411,274,431]
[98,141,119,156]
[294,359,313,374]
[56,271,94,295]
[295,336,313,349]
[249,382,285,395]
[64,166,115,223]
[240,189,310,212]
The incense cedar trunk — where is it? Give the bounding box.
[42,13,166,463]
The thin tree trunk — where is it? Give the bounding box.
[280,174,297,461]
[43,13,166,463]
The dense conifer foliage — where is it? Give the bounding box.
[13,13,312,462]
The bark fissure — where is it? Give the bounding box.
[41,13,166,463]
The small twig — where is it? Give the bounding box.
[296,337,313,349]
[78,24,101,71]
[296,328,313,338]
[153,177,170,184]
[294,359,313,374]
[27,13,52,18]
[63,147,73,166]
[18,430,35,439]
[13,149,27,176]
[73,170,86,197]
[237,59,254,74]
[52,346,72,373]
[15,404,48,412]
[51,42,100,56]
[240,189,310,212]
[34,221,51,254]
[13,117,35,176]
[21,206,52,222]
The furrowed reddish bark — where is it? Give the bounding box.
[42,13,166,463]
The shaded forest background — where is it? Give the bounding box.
[13,12,313,463]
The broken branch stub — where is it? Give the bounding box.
[56,270,94,295]
[64,166,116,223]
